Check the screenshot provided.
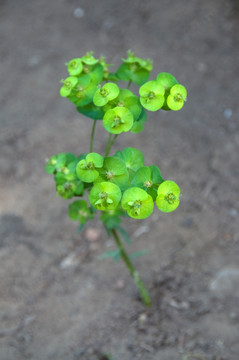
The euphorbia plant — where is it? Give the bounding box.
[46,50,187,307]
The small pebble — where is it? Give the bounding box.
[85,228,101,242]
[138,313,147,327]
[27,56,40,67]
[229,208,238,217]
[229,312,238,320]
[210,268,239,298]
[223,108,232,119]
[60,252,80,269]
[73,8,84,19]
[115,279,125,290]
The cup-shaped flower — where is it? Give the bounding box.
[121,187,154,219]
[67,74,98,107]
[76,152,104,183]
[116,50,153,85]
[122,50,153,72]
[93,83,120,106]
[103,107,134,134]
[104,89,142,122]
[89,182,122,211]
[66,58,83,76]
[156,180,180,212]
[166,84,187,111]
[60,76,78,97]
[80,51,99,66]
[139,81,165,111]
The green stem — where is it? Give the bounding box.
[111,228,151,307]
[89,120,97,153]
[104,133,112,156]
[127,80,132,89]
[104,134,118,157]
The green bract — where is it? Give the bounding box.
[103,107,134,134]
[93,83,120,106]
[130,165,164,200]
[156,180,180,212]
[76,152,104,183]
[60,76,78,97]
[68,74,97,107]
[104,89,142,121]
[156,72,178,92]
[68,200,94,223]
[122,50,153,71]
[115,147,144,172]
[139,81,165,111]
[89,182,122,211]
[121,187,154,219]
[96,156,129,190]
[167,84,187,111]
[66,58,83,76]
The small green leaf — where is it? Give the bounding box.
[99,250,120,262]
[115,225,131,244]
[115,147,144,172]
[129,250,149,259]
[77,102,105,120]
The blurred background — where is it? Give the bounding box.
[0,1,239,359]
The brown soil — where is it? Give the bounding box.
[0,1,239,359]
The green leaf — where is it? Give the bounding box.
[100,213,121,230]
[99,250,120,262]
[149,165,164,184]
[129,250,149,259]
[156,72,178,93]
[115,147,144,172]
[77,102,105,120]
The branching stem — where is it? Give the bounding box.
[90,120,97,153]
[104,134,118,156]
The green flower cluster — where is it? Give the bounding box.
[59,51,187,135]
[46,148,181,227]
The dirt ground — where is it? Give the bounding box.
[0,0,239,359]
